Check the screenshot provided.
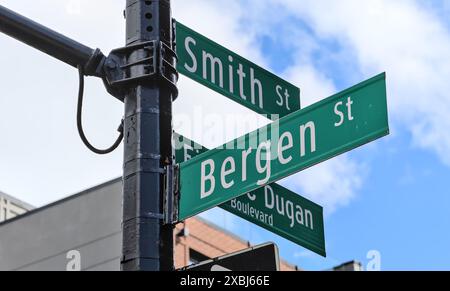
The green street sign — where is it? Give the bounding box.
[179,73,389,220]
[174,133,326,257]
[175,21,301,119]
[223,186,325,257]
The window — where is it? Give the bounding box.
[189,249,210,265]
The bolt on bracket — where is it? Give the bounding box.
[102,40,178,102]
[164,164,180,225]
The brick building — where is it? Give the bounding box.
[175,217,297,271]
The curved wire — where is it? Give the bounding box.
[77,65,124,155]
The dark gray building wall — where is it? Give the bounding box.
[0,179,123,271]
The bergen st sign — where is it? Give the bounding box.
[175,21,301,118]
[175,134,326,257]
[179,73,389,220]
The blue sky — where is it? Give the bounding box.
[220,125,450,271]
[1,0,450,271]
[187,0,450,270]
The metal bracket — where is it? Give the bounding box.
[172,19,177,62]
[163,164,179,225]
[84,48,107,77]
[102,40,179,102]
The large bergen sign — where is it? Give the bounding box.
[179,73,389,220]
[175,134,326,257]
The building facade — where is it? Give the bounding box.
[0,179,297,271]
[0,191,34,223]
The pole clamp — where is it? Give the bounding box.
[102,40,178,102]
[163,164,179,225]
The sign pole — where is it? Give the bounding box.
[0,5,104,76]
[0,1,178,271]
[121,0,175,271]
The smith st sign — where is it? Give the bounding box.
[176,21,301,118]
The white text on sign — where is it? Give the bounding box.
[183,36,292,112]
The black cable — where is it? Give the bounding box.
[77,65,124,155]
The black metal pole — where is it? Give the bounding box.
[0,2,176,271]
[0,5,104,75]
[121,0,174,271]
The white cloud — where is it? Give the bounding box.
[281,155,366,215]
[172,0,266,67]
[173,1,366,214]
[280,56,362,214]
[0,0,125,206]
[0,0,367,214]
[284,65,336,107]
[230,0,366,212]
[172,0,276,149]
[275,0,450,166]
[233,0,450,212]
[7,0,445,217]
